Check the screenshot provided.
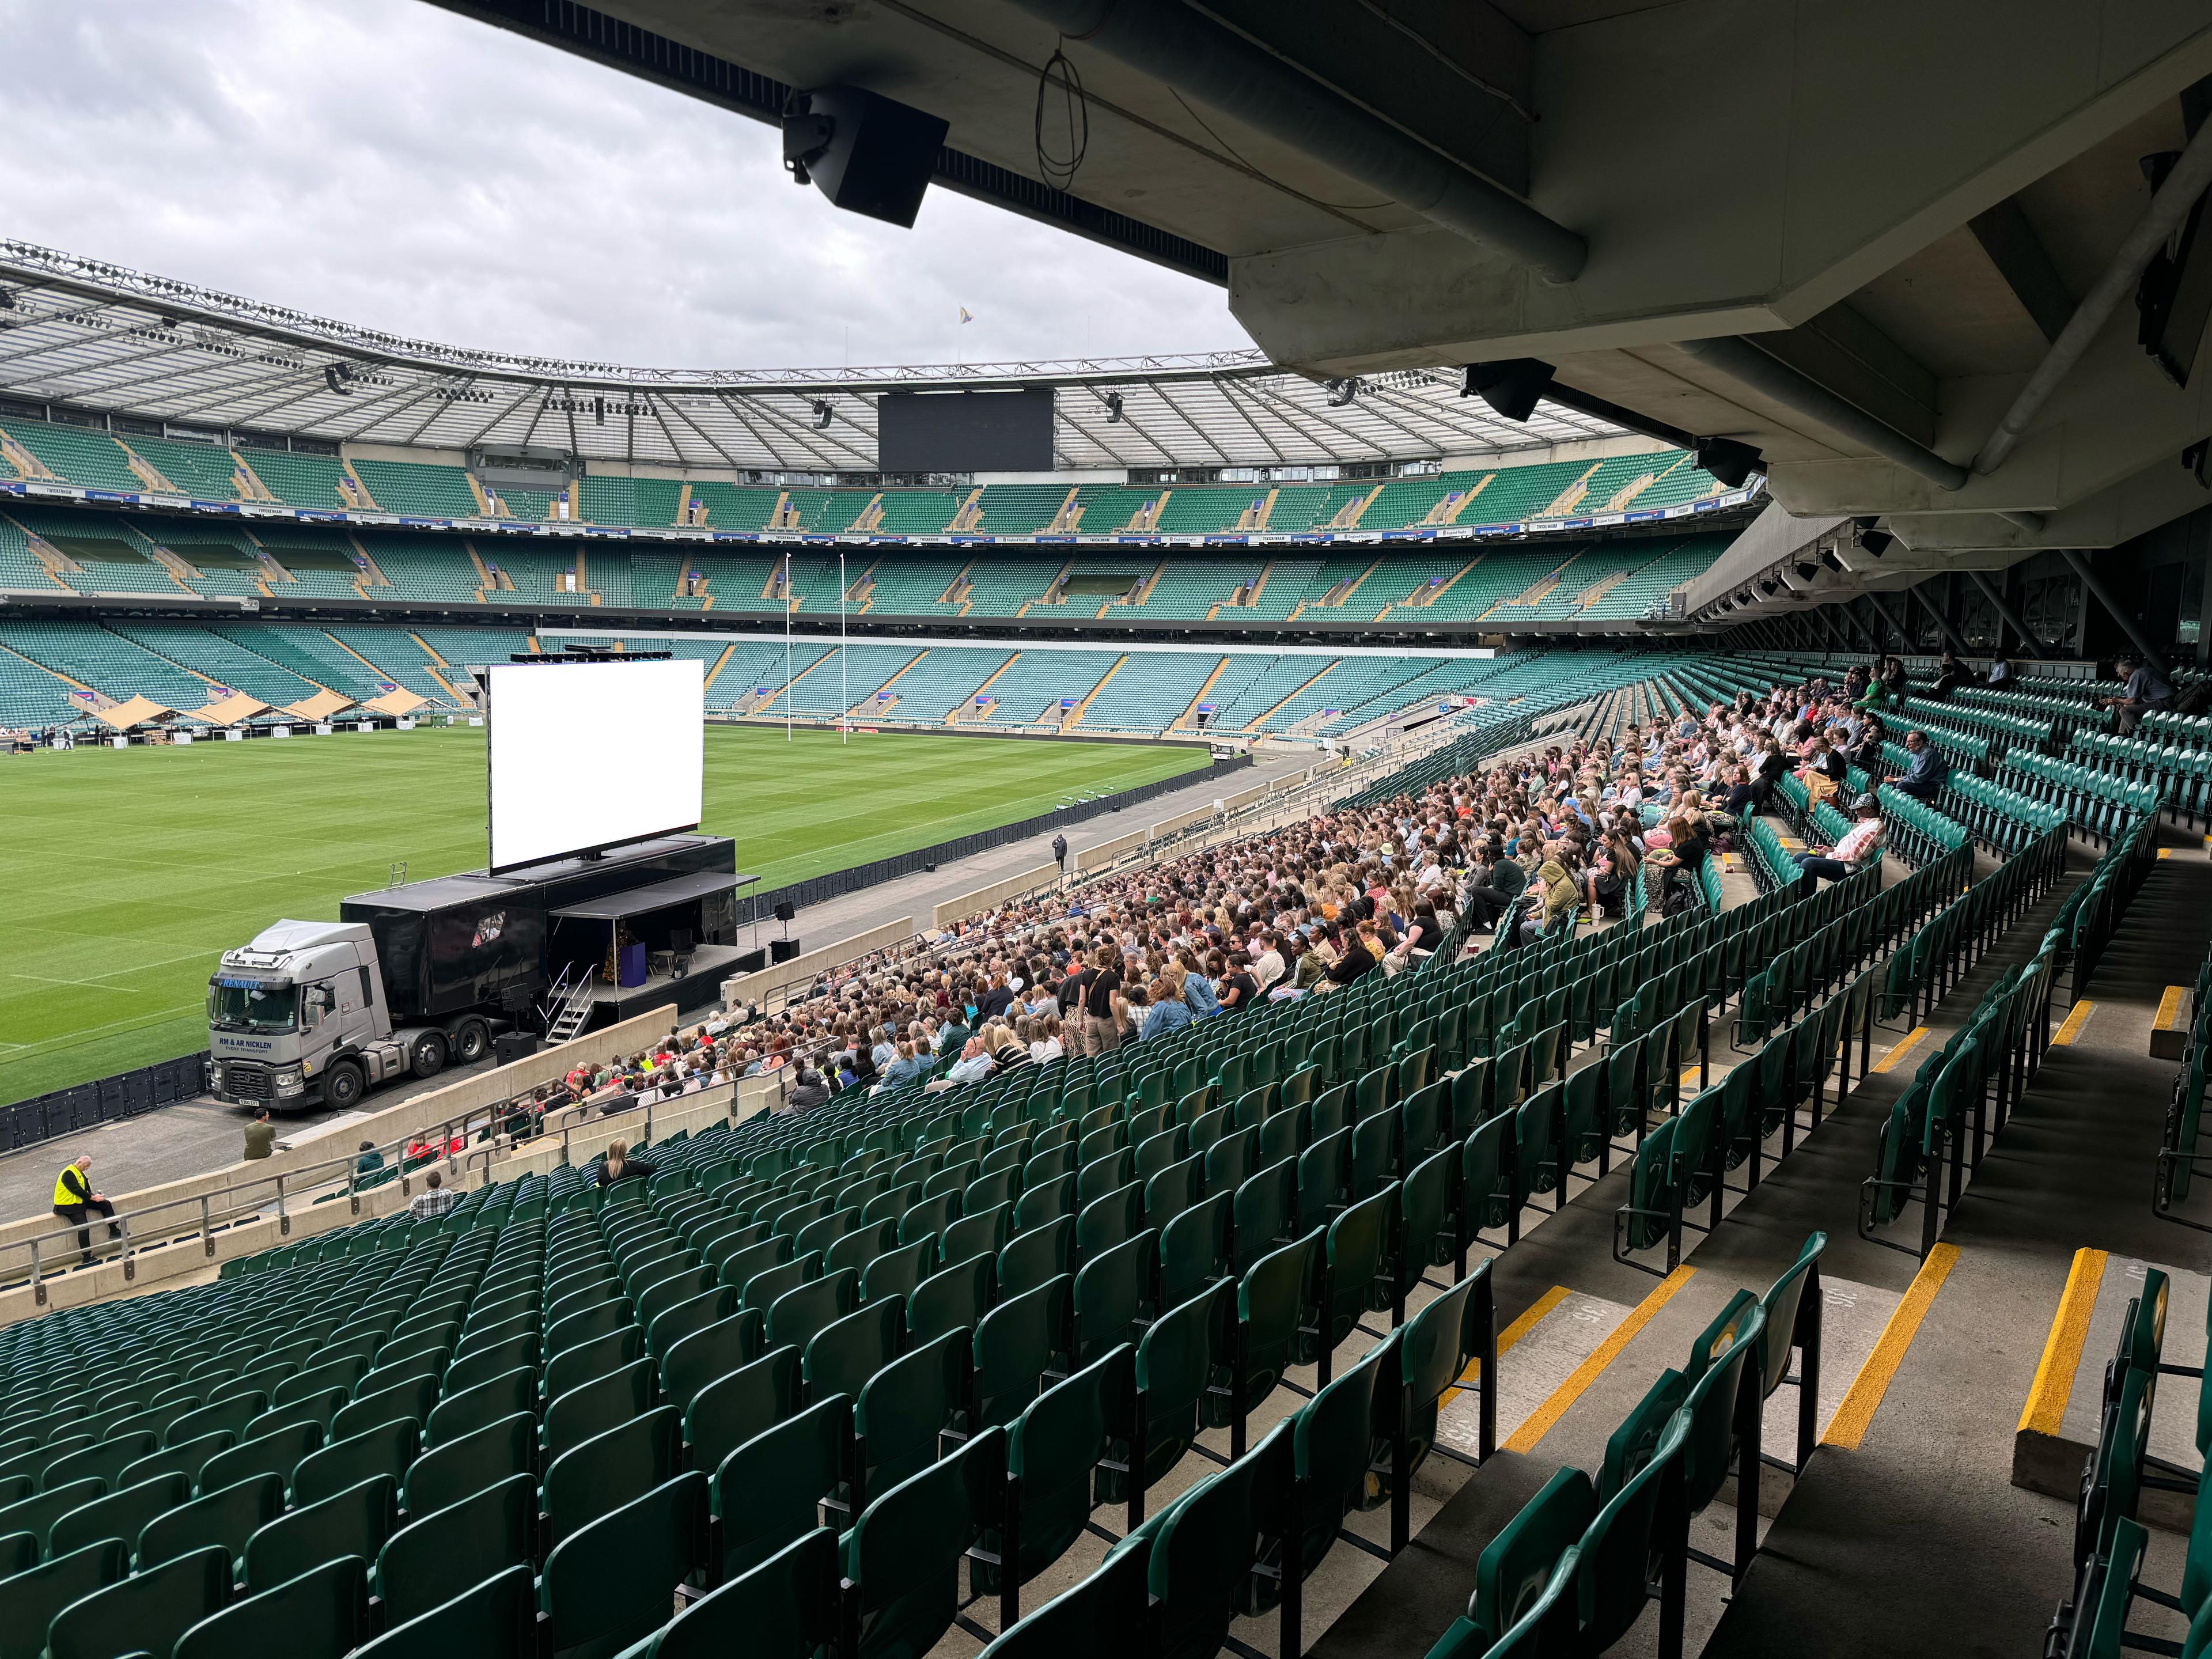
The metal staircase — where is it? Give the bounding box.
[541,964,597,1044]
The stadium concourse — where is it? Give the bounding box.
[0,650,2203,1659]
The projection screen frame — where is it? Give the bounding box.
[485,657,704,874]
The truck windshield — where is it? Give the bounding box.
[207,981,297,1032]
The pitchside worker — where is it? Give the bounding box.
[52,1155,122,1267]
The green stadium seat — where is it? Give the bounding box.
[46,1543,230,1659]
[376,1472,535,1628]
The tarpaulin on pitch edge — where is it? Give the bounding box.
[183,692,268,725]
[88,695,173,730]
[363,688,427,716]
[282,689,355,721]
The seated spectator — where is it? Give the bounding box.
[1884,730,1949,801]
[1029,1015,1065,1064]
[1793,794,1885,885]
[785,1065,831,1112]
[596,1138,657,1188]
[408,1168,457,1220]
[2100,654,2173,736]
[354,1140,385,1177]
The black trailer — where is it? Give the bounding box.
[340,833,739,1027]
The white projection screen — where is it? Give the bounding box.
[487,657,704,872]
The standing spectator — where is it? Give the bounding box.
[1052,832,1069,878]
[1072,945,1124,1056]
[51,1156,120,1266]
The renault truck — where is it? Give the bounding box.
[205,834,740,1111]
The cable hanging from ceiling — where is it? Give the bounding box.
[1035,45,1089,192]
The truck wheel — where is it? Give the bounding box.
[452,1020,490,1065]
[324,1060,365,1110]
[410,1031,449,1079]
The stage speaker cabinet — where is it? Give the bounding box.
[770,937,802,964]
[773,900,798,924]
[783,86,948,229]
[494,1032,540,1066]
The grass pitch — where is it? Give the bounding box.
[0,724,1206,1104]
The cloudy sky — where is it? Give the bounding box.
[1,0,1249,370]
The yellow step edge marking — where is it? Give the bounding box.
[2155,987,2188,1033]
[2017,1248,2107,1438]
[1823,1241,1959,1449]
[2158,848,2173,860]
[1503,1265,1696,1455]
[2053,1001,2096,1046]
[1870,1027,1929,1074]
[1444,1284,1571,1399]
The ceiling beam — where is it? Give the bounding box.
[1968,199,2077,345]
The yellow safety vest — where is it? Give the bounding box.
[52,1167,87,1207]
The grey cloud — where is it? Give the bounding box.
[0,0,1248,369]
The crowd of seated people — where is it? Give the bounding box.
[682,721,1768,1108]
[461,663,1965,1122]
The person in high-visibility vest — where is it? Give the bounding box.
[52,1155,121,1267]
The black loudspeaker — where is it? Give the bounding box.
[1461,358,1555,422]
[494,1032,539,1066]
[771,938,802,963]
[774,900,797,923]
[734,949,768,974]
[782,86,949,228]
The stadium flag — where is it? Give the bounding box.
[959,307,974,324]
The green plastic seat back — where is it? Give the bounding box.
[1003,1349,1132,1586]
[1755,1233,1826,1400]
[1073,1231,1157,1366]
[1229,1234,1316,1421]
[400,1411,529,1518]
[994,1217,1071,1300]
[719,1236,795,1293]
[545,1407,681,1546]
[137,1469,281,1569]
[859,1240,936,1309]
[243,1472,396,1591]
[546,1327,645,1407]
[685,1347,800,1474]
[1158,1193,1232,1312]
[1076,1183,1144,1257]
[332,1373,439,1444]
[544,1359,653,1464]
[447,1334,539,1396]
[48,1472,188,1565]
[855,1332,968,1501]
[650,1529,840,1659]
[1146,1441,1267,1659]
[941,1205,1013,1270]
[1676,1304,1766,1515]
[1323,1188,1396,1346]
[711,1395,849,1580]
[120,1430,235,1496]
[541,1472,710,1659]
[1470,1466,1597,1649]
[0,1539,124,1659]
[1620,1118,1679,1253]
[42,1432,157,1495]
[974,1537,1146,1659]
[46,1543,229,1659]
[375,1472,535,1629]
[767,1270,861,1353]
[1291,1337,1386,1574]
[199,1418,322,1501]
[908,1255,994,1349]
[1449,1061,1491,1139]
[1579,1414,1687,1649]
[975,1276,1074,1432]
[1232,1160,1295,1274]
[1599,1370,1687,1502]
[1133,1283,1229,1487]
[842,1429,1001,1659]
[165,1393,267,1449]
[1397,1266,1484,1471]
[175,1553,370,1659]
[824,1221,902,1283]
[804,1301,902,1404]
